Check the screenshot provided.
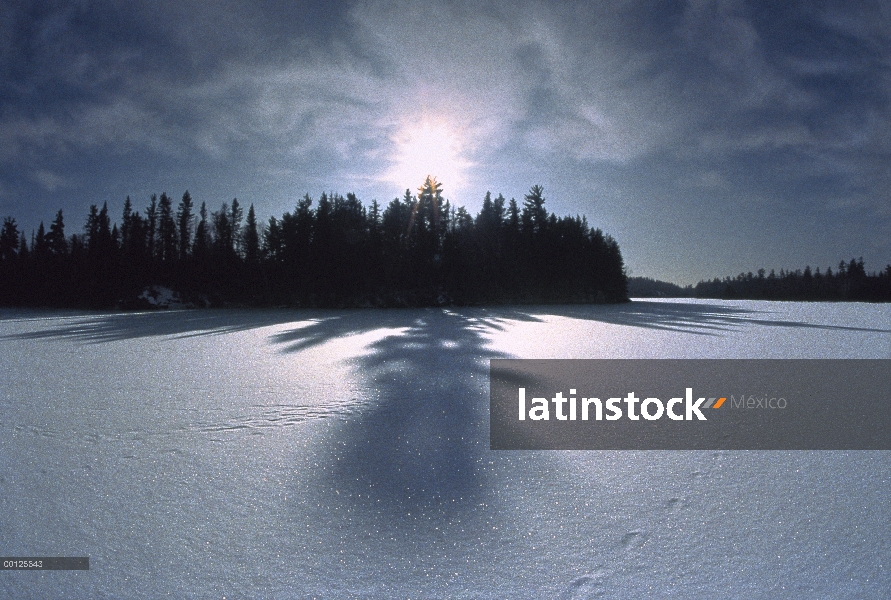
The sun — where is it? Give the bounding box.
[387,119,470,192]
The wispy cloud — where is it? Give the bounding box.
[33,169,71,192]
[0,0,888,283]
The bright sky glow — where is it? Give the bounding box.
[386,119,471,193]
[3,1,890,284]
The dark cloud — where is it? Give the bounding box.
[0,0,888,284]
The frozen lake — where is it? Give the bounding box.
[1,299,889,598]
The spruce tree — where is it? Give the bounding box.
[230,199,243,255]
[157,192,177,263]
[145,195,157,262]
[193,202,210,260]
[243,204,260,265]
[177,191,194,261]
[0,217,19,262]
[34,222,48,258]
[522,184,547,235]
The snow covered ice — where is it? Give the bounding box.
[0,300,889,598]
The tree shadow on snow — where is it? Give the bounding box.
[270,308,531,518]
[1,300,884,346]
[0,308,325,343]
[262,300,887,520]
[533,300,890,335]
[3,302,885,519]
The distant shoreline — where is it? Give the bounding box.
[629,264,891,302]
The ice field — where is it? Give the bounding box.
[1,300,889,598]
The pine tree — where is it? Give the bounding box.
[145,195,157,261]
[0,217,19,262]
[193,202,210,260]
[212,203,233,257]
[243,204,260,264]
[264,217,282,262]
[121,196,133,250]
[477,191,496,232]
[17,232,28,260]
[34,222,48,258]
[522,184,548,235]
[96,202,113,257]
[230,198,243,255]
[84,205,100,253]
[157,192,177,263]
[415,176,444,234]
[368,199,382,246]
[177,191,194,261]
[507,198,520,232]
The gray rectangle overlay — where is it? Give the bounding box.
[1,557,89,570]
[490,359,891,450]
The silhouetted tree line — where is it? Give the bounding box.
[0,178,628,308]
[626,277,691,298]
[692,260,891,301]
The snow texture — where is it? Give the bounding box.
[0,300,889,598]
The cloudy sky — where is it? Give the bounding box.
[2,0,889,284]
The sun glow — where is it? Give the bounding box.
[387,119,470,192]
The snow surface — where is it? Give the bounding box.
[0,300,889,598]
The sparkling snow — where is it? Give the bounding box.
[1,300,889,598]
